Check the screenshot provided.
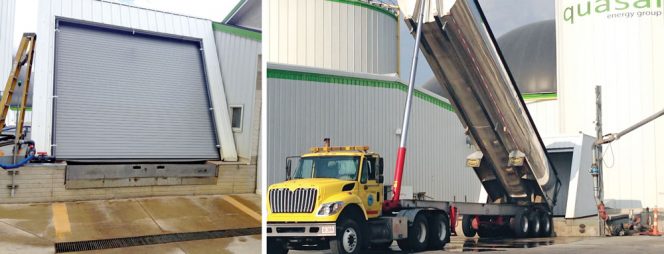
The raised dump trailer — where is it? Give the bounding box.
[399,0,561,237]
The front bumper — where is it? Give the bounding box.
[266,223,336,237]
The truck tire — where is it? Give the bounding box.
[397,213,429,252]
[538,211,553,237]
[330,218,363,254]
[527,210,541,238]
[267,238,288,254]
[427,213,450,249]
[462,215,477,237]
[511,210,529,238]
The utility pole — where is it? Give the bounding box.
[592,85,605,236]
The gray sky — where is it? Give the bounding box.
[13,0,240,48]
[399,0,555,86]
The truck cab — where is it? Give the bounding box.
[267,140,451,254]
[267,142,386,254]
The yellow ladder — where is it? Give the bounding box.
[0,33,36,154]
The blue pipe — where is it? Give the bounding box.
[0,154,35,170]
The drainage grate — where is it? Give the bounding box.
[54,227,261,253]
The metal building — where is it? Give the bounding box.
[267,63,480,201]
[32,0,236,161]
[556,0,664,208]
[0,0,15,89]
[0,0,262,202]
[266,0,399,74]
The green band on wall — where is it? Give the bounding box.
[267,68,454,112]
[212,22,262,42]
[326,0,398,21]
[522,93,557,101]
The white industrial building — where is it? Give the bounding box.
[0,0,262,202]
[555,0,664,209]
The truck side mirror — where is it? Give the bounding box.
[286,159,292,181]
[377,158,384,183]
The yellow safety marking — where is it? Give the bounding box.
[222,195,261,222]
[52,203,71,240]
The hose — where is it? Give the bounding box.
[0,153,35,170]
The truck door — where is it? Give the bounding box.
[359,155,382,218]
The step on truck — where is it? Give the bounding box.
[267,0,561,253]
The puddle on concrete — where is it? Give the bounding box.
[443,236,585,252]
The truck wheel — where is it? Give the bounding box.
[527,210,541,237]
[511,210,529,238]
[267,238,288,254]
[330,218,362,254]
[462,215,477,237]
[538,211,553,237]
[428,213,450,249]
[397,213,429,252]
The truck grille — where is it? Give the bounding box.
[269,188,318,213]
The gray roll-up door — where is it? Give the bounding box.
[53,21,219,161]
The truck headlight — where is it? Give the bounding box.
[317,201,344,216]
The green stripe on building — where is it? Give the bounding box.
[326,0,398,21]
[522,93,557,100]
[267,68,454,112]
[212,22,262,41]
[222,0,247,23]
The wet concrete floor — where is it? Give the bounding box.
[291,235,664,253]
[0,194,261,253]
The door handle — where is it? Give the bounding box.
[364,185,368,190]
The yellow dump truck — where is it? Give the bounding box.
[266,140,451,254]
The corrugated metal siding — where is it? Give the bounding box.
[33,0,238,161]
[266,0,398,74]
[556,0,664,208]
[0,0,15,87]
[526,99,560,138]
[213,26,261,160]
[267,65,480,202]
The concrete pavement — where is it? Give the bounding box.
[0,194,261,253]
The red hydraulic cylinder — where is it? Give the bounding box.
[382,0,427,213]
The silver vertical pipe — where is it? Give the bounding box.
[399,0,427,148]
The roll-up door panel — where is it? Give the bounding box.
[53,21,219,161]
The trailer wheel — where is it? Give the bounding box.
[267,238,289,254]
[397,213,429,252]
[427,213,450,249]
[527,210,541,237]
[330,218,363,254]
[511,210,529,238]
[462,215,477,237]
[538,211,553,237]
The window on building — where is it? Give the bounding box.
[230,105,243,132]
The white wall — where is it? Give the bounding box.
[0,0,16,86]
[213,25,261,161]
[33,0,238,161]
[556,0,664,208]
[527,99,560,138]
[266,0,398,74]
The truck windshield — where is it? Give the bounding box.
[293,156,360,181]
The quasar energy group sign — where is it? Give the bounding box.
[562,0,663,24]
